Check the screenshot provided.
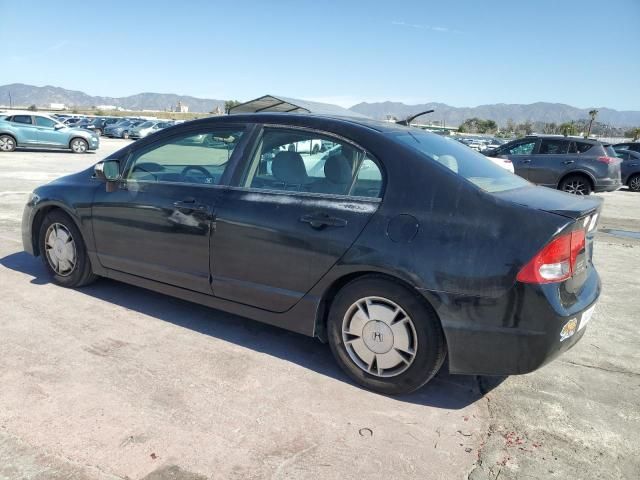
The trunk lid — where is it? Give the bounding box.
[494,185,602,219]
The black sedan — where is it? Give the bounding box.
[21,114,602,394]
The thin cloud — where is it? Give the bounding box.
[392,21,462,34]
[47,40,69,52]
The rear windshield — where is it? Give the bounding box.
[391,130,529,193]
[604,145,617,157]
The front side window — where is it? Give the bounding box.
[505,140,536,155]
[12,115,33,125]
[35,116,58,128]
[392,130,529,193]
[538,139,569,154]
[244,128,383,198]
[127,129,244,185]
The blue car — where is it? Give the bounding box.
[0,113,100,153]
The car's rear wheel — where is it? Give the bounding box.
[95,128,103,136]
[327,276,446,395]
[559,175,592,195]
[0,134,16,152]
[628,174,640,192]
[70,137,89,154]
[38,210,97,288]
[122,131,129,139]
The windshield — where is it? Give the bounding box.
[391,130,529,193]
[139,121,154,128]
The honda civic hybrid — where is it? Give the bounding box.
[22,114,601,394]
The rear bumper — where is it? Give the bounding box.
[426,266,601,376]
[593,179,621,193]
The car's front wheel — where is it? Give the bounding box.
[39,210,97,288]
[70,137,89,154]
[628,174,640,192]
[122,131,129,139]
[559,175,592,195]
[0,134,17,152]
[327,276,446,395]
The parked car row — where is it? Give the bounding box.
[52,114,182,138]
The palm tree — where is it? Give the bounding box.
[586,109,598,138]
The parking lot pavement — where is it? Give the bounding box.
[0,144,639,479]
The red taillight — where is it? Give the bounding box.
[597,156,617,164]
[503,159,512,164]
[517,229,586,284]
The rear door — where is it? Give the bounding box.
[10,115,39,144]
[527,138,571,186]
[210,126,384,312]
[499,138,538,180]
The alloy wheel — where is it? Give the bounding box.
[0,136,16,151]
[44,223,77,276]
[71,139,88,153]
[342,296,418,377]
[630,176,640,192]
[563,180,588,195]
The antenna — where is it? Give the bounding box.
[396,109,435,126]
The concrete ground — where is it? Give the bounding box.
[0,140,638,479]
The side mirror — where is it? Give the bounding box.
[54,124,64,130]
[94,160,121,192]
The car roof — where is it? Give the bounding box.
[525,134,600,144]
[190,112,413,135]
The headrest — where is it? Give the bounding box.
[324,154,352,185]
[272,151,309,184]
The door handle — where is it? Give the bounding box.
[522,159,531,164]
[563,160,575,164]
[300,212,347,229]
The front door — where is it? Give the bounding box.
[91,126,247,294]
[34,115,67,147]
[211,127,384,312]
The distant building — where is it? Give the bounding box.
[96,105,117,111]
[49,103,66,111]
[176,101,188,113]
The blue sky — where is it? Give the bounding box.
[1,0,639,109]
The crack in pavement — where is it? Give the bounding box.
[560,360,640,377]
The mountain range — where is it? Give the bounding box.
[0,83,225,113]
[350,101,640,128]
[1,83,638,127]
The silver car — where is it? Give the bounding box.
[129,121,171,139]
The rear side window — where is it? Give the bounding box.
[12,115,33,125]
[574,142,594,153]
[392,130,529,193]
[245,128,383,198]
[538,139,569,154]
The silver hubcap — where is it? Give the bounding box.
[44,223,77,276]
[563,180,587,195]
[72,139,87,152]
[0,137,15,151]
[630,176,640,191]
[342,297,418,378]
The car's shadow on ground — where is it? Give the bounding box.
[14,148,97,154]
[1,251,505,409]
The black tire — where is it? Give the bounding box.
[70,137,89,154]
[38,210,97,288]
[312,144,320,154]
[0,134,17,152]
[628,174,640,192]
[122,131,129,139]
[95,128,103,136]
[327,276,446,395]
[559,174,592,195]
